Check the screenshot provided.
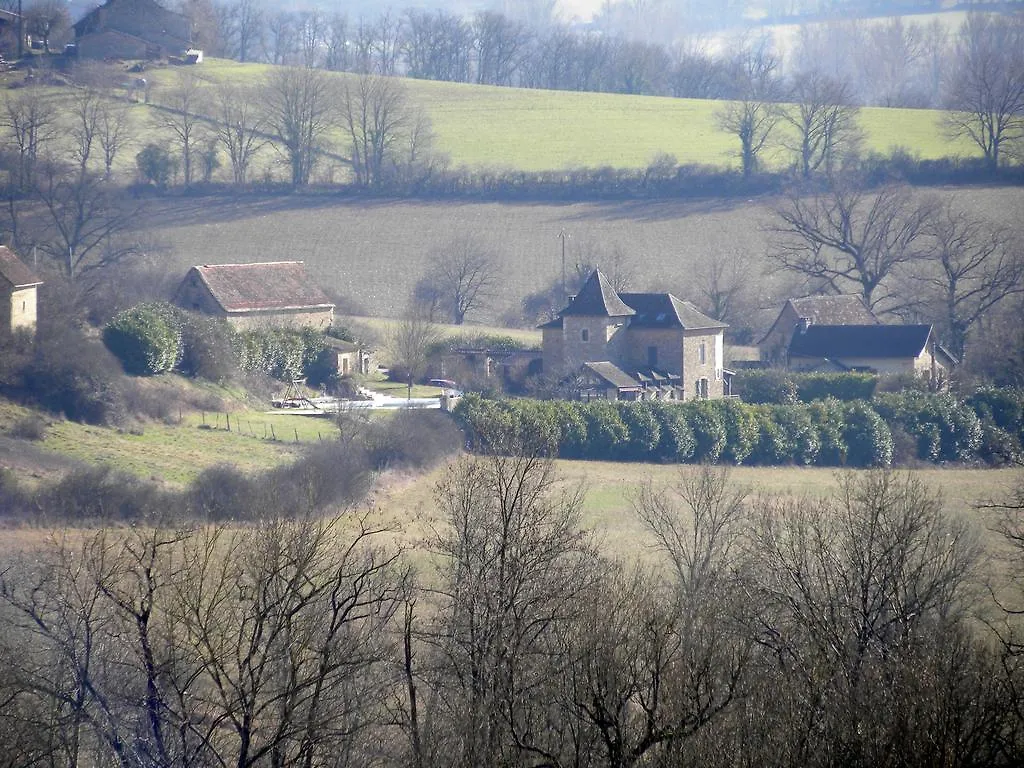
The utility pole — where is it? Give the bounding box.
[557,229,570,297]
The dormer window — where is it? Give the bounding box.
[581,328,589,342]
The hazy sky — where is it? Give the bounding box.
[558,0,602,22]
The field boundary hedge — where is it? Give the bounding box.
[453,390,1024,467]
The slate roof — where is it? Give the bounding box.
[619,293,727,330]
[583,361,642,390]
[541,270,727,331]
[560,269,636,317]
[188,262,334,314]
[788,324,934,360]
[0,247,43,289]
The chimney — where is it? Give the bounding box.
[796,317,812,334]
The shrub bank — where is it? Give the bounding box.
[104,303,336,385]
[454,391,1024,467]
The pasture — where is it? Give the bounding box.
[146,58,975,174]
[366,458,1023,563]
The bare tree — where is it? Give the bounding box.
[263,66,335,187]
[33,161,141,281]
[96,100,134,179]
[340,73,421,189]
[323,12,349,72]
[1,85,58,190]
[716,40,783,177]
[24,0,70,53]
[417,237,499,325]
[473,11,532,86]
[297,8,325,68]
[388,304,442,399]
[917,201,1024,361]
[944,12,1024,171]
[156,71,206,187]
[263,9,296,65]
[741,470,984,766]
[769,179,935,311]
[783,69,862,179]
[211,83,267,186]
[69,88,103,179]
[419,449,597,767]
[217,0,263,62]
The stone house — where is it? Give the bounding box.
[73,0,191,59]
[759,294,879,366]
[0,246,43,338]
[175,262,335,330]
[326,338,371,378]
[788,324,957,382]
[541,269,729,401]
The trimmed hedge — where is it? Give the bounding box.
[734,370,878,404]
[105,303,337,385]
[104,303,183,375]
[453,390,1021,467]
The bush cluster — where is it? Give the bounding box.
[104,303,338,386]
[734,370,878,404]
[2,323,129,426]
[455,390,1024,467]
[0,411,461,523]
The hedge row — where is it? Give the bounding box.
[104,303,335,384]
[454,391,1024,467]
[733,370,879,404]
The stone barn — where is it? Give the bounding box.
[175,262,335,330]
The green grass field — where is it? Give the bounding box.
[1,55,977,185]
[145,58,974,174]
[371,457,1022,563]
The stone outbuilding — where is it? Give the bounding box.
[73,0,191,59]
[787,323,957,383]
[759,294,879,365]
[175,261,335,330]
[541,269,729,401]
[0,246,43,338]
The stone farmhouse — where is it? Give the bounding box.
[759,293,956,383]
[73,0,191,60]
[787,324,957,381]
[541,269,729,401]
[175,262,335,330]
[759,294,879,365]
[0,246,43,338]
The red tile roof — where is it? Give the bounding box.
[0,246,43,289]
[189,262,333,313]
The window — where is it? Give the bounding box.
[21,301,26,312]
[581,328,589,342]
[647,346,658,367]
[698,342,707,365]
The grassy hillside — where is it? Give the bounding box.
[147,58,974,174]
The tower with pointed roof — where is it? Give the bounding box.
[541,269,730,401]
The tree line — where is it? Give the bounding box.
[1,456,1023,767]
[197,1,1024,124]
